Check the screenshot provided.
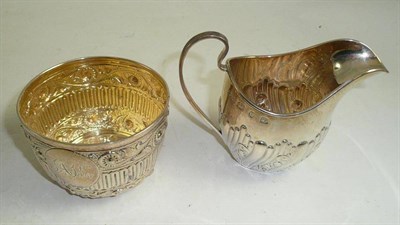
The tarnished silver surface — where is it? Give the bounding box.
[179,31,388,172]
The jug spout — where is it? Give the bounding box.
[332,40,388,84]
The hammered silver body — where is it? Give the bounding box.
[218,81,331,172]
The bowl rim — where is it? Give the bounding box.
[17,56,170,152]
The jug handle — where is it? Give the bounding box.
[179,31,229,136]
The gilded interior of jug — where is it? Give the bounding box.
[18,57,169,145]
[226,40,387,115]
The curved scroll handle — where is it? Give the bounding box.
[179,31,229,136]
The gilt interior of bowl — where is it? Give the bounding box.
[18,57,169,147]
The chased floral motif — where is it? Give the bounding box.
[21,63,167,119]
[98,151,127,168]
[47,108,148,144]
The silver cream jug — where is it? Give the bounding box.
[179,31,388,172]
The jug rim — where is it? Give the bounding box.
[224,39,388,118]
